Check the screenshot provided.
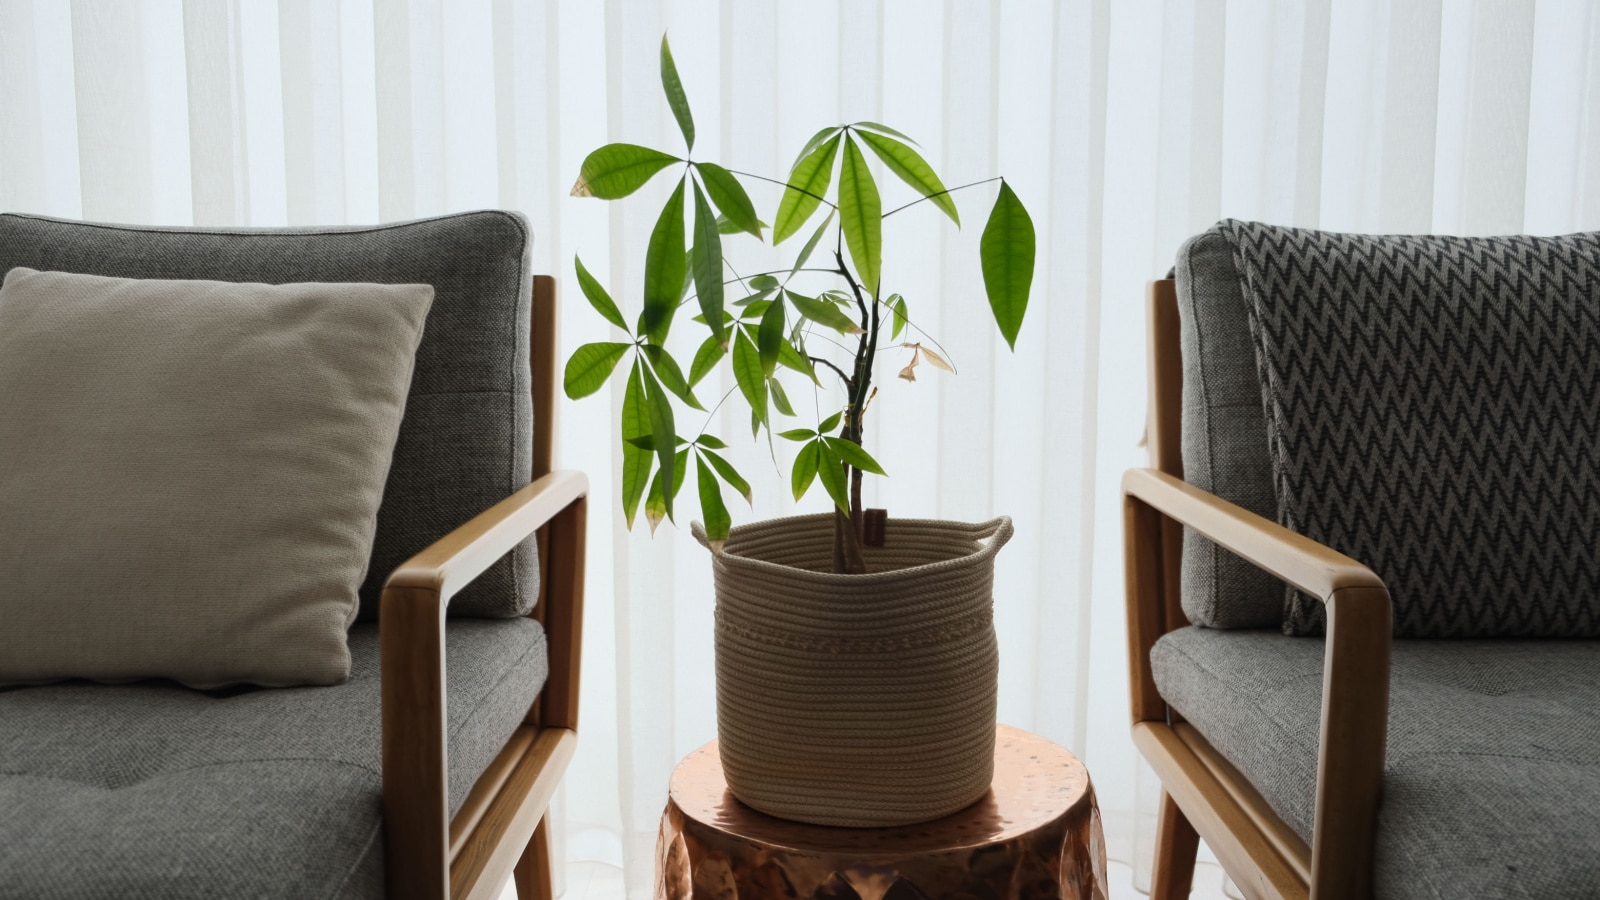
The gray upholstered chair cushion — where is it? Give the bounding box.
[1151,626,1600,899]
[1215,220,1600,637]
[0,619,546,899]
[0,212,537,621]
[1174,228,1283,628]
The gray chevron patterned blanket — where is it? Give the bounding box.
[1218,220,1600,637]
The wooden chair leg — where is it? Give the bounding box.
[1149,790,1200,900]
[512,815,555,900]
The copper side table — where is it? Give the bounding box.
[655,724,1107,900]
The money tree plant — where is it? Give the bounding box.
[563,35,1035,573]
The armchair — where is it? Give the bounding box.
[0,211,586,900]
[1126,222,1600,899]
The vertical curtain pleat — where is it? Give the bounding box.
[0,0,48,214]
[69,0,153,222]
[1582,8,1600,228]
[1379,0,1443,232]
[373,0,414,220]
[1454,0,1536,234]
[184,0,247,225]
[279,0,341,225]
[4,3,1599,897]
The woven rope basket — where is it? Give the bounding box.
[692,513,1012,827]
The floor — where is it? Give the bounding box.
[503,859,1244,899]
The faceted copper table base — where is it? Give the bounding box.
[655,725,1107,900]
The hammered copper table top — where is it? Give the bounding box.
[658,724,1107,899]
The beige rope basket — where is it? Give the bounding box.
[692,512,1013,827]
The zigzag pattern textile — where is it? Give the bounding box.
[1218,220,1600,638]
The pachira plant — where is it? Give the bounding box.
[564,34,1035,572]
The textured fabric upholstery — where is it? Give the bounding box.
[1151,626,1600,899]
[1216,220,1600,637]
[1173,228,1282,628]
[0,619,547,900]
[0,269,431,688]
[0,212,537,621]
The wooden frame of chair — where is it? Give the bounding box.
[1124,279,1393,900]
[380,274,589,900]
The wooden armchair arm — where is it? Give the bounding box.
[1123,467,1390,899]
[381,469,589,899]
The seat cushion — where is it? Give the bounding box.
[1215,220,1600,638]
[0,212,538,621]
[0,619,547,899]
[1152,626,1600,899]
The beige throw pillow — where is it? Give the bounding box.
[0,268,432,688]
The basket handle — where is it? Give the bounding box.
[690,520,715,553]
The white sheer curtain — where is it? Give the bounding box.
[3,2,1598,898]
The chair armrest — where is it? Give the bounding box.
[385,469,589,602]
[380,469,589,900]
[1122,467,1390,899]
[1122,468,1383,599]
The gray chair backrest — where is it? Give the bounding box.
[0,211,538,620]
[1175,219,1600,638]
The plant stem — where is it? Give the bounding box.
[720,267,838,287]
[808,355,852,387]
[830,249,877,575]
[881,175,1004,219]
[722,169,838,210]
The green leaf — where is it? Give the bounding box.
[731,328,768,427]
[689,334,725,386]
[819,410,843,434]
[695,455,732,548]
[694,434,728,449]
[776,336,818,384]
[620,362,651,527]
[778,428,815,441]
[824,436,887,476]
[980,180,1036,350]
[689,180,725,344]
[788,289,864,334]
[696,163,762,238]
[837,137,882,291]
[717,214,767,234]
[571,143,681,199]
[659,35,694,151]
[851,121,920,144]
[769,377,795,416]
[739,299,773,320]
[644,448,689,533]
[855,130,958,225]
[639,363,678,518]
[816,444,850,512]
[563,342,631,399]
[573,256,629,333]
[888,294,909,340]
[700,448,752,505]
[774,134,841,244]
[691,310,736,326]
[791,126,841,172]
[790,440,821,500]
[641,177,688,344]
[789,209,835,279]
[641,344,704,410]
[757,293,785,377]
[749,274,780,293]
